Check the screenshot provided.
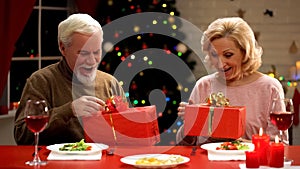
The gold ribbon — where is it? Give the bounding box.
[208,107,214,135]
[109,114,118,145]
[206,92,229,136]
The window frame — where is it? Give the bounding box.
[6,0,71,106]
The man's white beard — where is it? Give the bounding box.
[75,67,97,85]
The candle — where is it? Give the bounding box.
[245,151,260,168]
[252,128,270,166]
[268,135,284,168]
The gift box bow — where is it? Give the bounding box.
[103,96,128,114]
[206,92,229,107]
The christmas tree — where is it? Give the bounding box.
[96,0,196,145]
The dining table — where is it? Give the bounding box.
[0,145,299,169]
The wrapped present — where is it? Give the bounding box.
[82,105,160,146]
[184,92,246,139]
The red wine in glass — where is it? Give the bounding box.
[24,100,49,166]
[25,115,49,133]
[270,98,294,145]
[270,112,294,130]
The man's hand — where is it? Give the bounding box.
[71,96,106,117]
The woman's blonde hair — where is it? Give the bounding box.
[201,17,262,77]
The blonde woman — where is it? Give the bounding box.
[177,17,287,145]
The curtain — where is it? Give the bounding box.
[75,0,100,18]
[0,0,36,98]
[0,0,99,100]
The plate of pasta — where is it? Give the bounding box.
[120,154,190,168]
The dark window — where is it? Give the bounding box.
[9,0,69,102]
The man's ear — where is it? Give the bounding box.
[59,41,66,56]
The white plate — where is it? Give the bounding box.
[201,142,255,155]
[47,143,109,155]
[201,142,255,161]
[120,154,190,168]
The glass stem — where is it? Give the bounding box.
[279,130,287,145]
[33,132,40,162]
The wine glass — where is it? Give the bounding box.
[270,98,294,145]
[24,100,49,166]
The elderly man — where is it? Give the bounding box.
[14,13,126,145]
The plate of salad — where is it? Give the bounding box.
[201,141,254,155]
[200,141,254,161]
[47,139,108,155]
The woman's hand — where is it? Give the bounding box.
[177,100,194,120]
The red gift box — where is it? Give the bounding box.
[82,105,160,146]
[184,104,246,139]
